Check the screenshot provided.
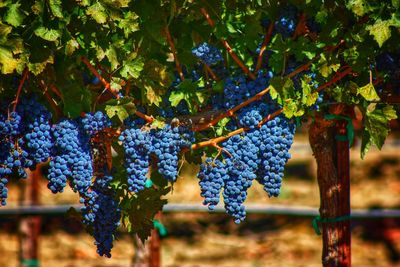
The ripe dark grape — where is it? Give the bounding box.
[192,42,223,65]
[81,111,112,136]
[119,128,151,192]
[275,6,298,38]
[257,116,296,197]
[49,119,93,194]
[198,159,227,211]
[151,125,193,181]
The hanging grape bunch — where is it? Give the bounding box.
[0,0,396,260]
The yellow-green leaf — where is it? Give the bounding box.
[0,46,18,74]
[86,2,108,24]
[34,26,61,42]
[4,2,25,27]
[366,19,392,47]
[357,82,380,101]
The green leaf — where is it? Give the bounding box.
[366,19,392,47]
[105,46,119,70]
[301,79,318,106]
[105,105,129,121]
[34,26,61,42]
[346,0,372,17]
[0,46,18,74]
[126,187,170,242]
[86,2,108,24]
[49,0,63,18]
[357,82,380,101]
[4,2,25,27]
[169,79,205,113]
[105,97,137,121]
[120,57,144,79]
[393,0,400,8]
[362,104,397,158]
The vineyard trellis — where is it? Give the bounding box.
[0,1,400,266]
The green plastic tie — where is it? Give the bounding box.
[153,219,167,237]
[21,259,39,267]
[312,215,351,235]
[324,114,354,146]
[145,179,153,188]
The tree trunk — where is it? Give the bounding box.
[19,168,41,267]
[132,222,161,267]
[309,114,351,267]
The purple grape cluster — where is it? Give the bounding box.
[151,125,193,181]
[48,119,93,194]
[198,159,227,211]
[119,128,151,192]
[80,111,112,136]
[192,42,223,65]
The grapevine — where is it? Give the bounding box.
[0,1,398,261]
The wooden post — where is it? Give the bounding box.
[19,167,41,267]
[309,111,351,267]
[149,213,161,267]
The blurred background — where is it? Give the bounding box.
[0,128,399,267]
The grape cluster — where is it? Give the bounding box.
[274,6,298,37]
[48,119,93,194]
[192,42,223,65]
[151,125,193,181]
[257,116,296,197]
[119,128,151,192]
[17,97,53,165]
[198,159,227,211]
[223,71,273,109]
[80,173,120,257]
[81,111,112,136]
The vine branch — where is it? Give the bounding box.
[38,80,64,117]
[254,22,275,73]
[164,26,185,81]
[191,67,353,150]
[81,56,120,98]
[200,8,256,80]
[12,68,29,112]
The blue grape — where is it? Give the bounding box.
[49,119,93,194]
[119,128,151,193]
[257,116,296,197]
[192,42,223,65]
[198,159,227,211]
[275,6,298,38]
[80,111,112,136]
[150,125,193,181]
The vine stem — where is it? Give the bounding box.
[254,22,275,73]
[80,56,120,98]
[81,56,154,123]
[12,68,29,112]
[202,61,219,81]
[164,26,185,81]
[200,8,256,80]
[192,86,271,132]
[38,80,64,117]
[191,67,352,150]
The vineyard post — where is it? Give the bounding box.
[19,168,41,267]
[309,107,351,267]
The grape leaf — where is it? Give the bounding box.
[4,2,25,27]
[120,57,144,79]
[86,2,108,24]
[361,104,397,158]
[34,27,61,42]
[357,82,380,101]
[0,46,18,74]
[366,19,392,47]
[49,0,63,18]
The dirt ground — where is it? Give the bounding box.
[0,136,399,267]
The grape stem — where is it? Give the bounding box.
[38,80,64,117]
[202,61,219,81]
[12,67,29,112]
[200,8,256,80]
[254,22,275,73]
[164,26,185,81]
[81,56,154,123]
[80,56,120,98]
[292,13,307,39]
[191,67,353,150]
